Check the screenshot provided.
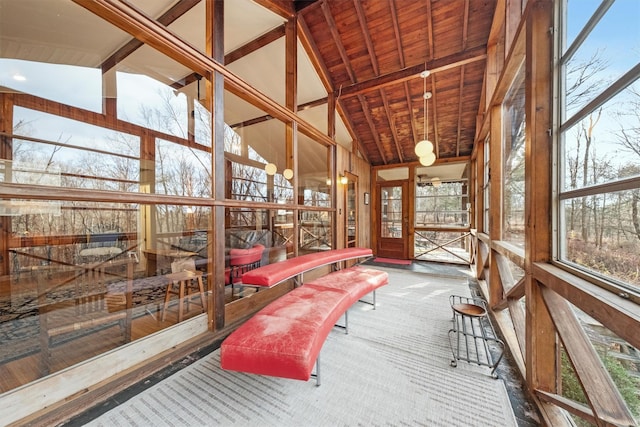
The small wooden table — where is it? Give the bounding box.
[143,249,197,276]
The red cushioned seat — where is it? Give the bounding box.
[241,247,372,287]
[305,266,388,298]
[221,284,349,381]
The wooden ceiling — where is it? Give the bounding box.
[296,0,497,166]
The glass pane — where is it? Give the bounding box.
[299,131,331,208]
[224,90,291,203]
[562,83,640,192]
[503,68,526,246]
[560,189,640,291]
[381,185,402,238]
[299,210,332,252]
[564,0,640,117]
[10,109,140,191]
[564,0,601,50]
[155,139,211,197]
[2,199,212,389]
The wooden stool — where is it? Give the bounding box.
[162,270,206,322]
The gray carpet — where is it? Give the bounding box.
[86,267,517,427]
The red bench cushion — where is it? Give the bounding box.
[305,266,388,298]
[241,247,373,287]
[221,284,349,380]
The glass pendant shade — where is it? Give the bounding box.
[431,177,441,187]
[414,139,434,157]
[419,151,436,166]
[265,163,277,176]
[283,168,294,179]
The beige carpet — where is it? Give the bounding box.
[86,267,517,427]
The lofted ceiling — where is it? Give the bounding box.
[296,0,496,166]
[0,0,497,172]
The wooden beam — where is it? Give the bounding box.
[507,297,526,361]
[252,0,295,19]
[337,46,487,99]
[380,89,404,163]
[525,0,555,397]
[224,25,285,65]
[358,94,387,165]
[533,262,640,350]
[388,0,405,68]
[353,0,379,76]
[321,1,356,84]
[101,0,202,72]
[297,16,333,91]
[541,286,637,426]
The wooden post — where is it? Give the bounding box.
[208,0,225,330]
[488,105,503,305]
[524,0,555,394]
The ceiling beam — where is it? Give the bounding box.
[322,1,357,84]
[380,89,404,163]
[224,25,285,64]
[336,46,487,99]
[253,0,295,19]
[358,94,387,165]
[353,0,379,76]
[101,0,201,72]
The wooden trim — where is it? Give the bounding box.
[506,297,526,361]
[337,46,487,99]
[533,262,640,350]
[3,316,211,426]
[491,240,525,267]
[536,390,597,425]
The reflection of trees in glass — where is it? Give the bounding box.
[503,70,525,243]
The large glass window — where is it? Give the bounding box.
[503,66,526,246]
[0,1,217,393]
[558,0,640,294]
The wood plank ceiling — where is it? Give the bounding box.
[297,0,497,166]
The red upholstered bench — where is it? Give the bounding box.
[220,265,388,385]
[240,247,373,288]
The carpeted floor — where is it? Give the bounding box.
[81,267,519,427]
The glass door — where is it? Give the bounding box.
[377,181,408,259]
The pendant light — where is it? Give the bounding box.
[415,70,434,158]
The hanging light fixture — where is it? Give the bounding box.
[415,70,434,158]
[265,163,277,176]
[283,168,294,180]
[419,151,436,166]
[431,177,441,188]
